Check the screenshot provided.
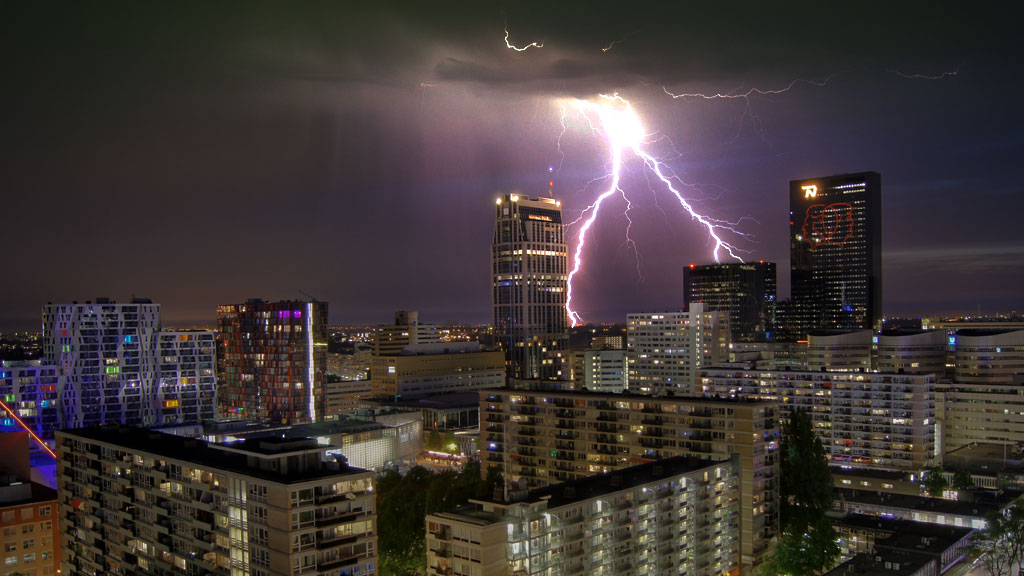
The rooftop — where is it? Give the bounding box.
[439,456,732,524]
[479,387,775,405]
[954,328,1024,337]
[0,480,56,507]
[59,426,370,484]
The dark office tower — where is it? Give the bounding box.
[492,194,569,380]
[216,299,327,424]
[790,172,882,337]
[684,261,777,342]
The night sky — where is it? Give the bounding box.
[2,2,1021,328]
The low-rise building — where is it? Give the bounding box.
[426,457,740,576]
[370,343,505,398]
[0,432,60,576]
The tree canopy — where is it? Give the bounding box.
[377,461,503,576]
[970,499,1024,576]
[762,409,839,576]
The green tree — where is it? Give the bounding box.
[425,430,442,452]
[377,462,504,576]
[953,468,974,491]
[443,431,459,454]
[763,409,839,576]
[970,499,1024,576]
[922,465,949,497]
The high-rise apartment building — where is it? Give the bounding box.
[426,457,740,576]
[698,368,937,472]
[683,261,776,342]
[570,349,627,392]
[156,331,217,426]
[627,303,729,395]
[480,389,779,571]
[492,194,569,380]
[0,360,59,444]
[790,172,882,336]
[57,427,376,576]
[42,298,216,429]
[216,299,328,424]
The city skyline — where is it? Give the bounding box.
[2,3,1021,328]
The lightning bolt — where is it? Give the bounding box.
[663,76,832,143]
[601,30,639,53]
[563,94,749,326]
[888,66,959,80]
[504,19,543,51]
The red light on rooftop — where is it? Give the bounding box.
[689,263,695,269]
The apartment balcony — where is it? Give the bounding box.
[315,511,362,528]
[319,556,361,571]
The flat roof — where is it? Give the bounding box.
[437,456,731,525]
[0,481,56,507]
[505,456,729,509]
[479,387,774,405]
[839,488,1017,518]
[367,392,481,409]
[835,514,973,554]
[59,426,370,484]
[955,328,1024,337]
[825,550,936,576]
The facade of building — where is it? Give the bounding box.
[0,361,59,444]
[875,330,947,375]
[43,299,160,429]
[806,329,873,372]
[627,303,729,395]
[790,172,882,336]
[369,343,505,398]
[480,389,779,571]
[426,457,740,576]
[42,298,216,429]
[0,432,60,576]
[155,331,217,426]
[323,379,372,419]
[371,311,440,356]
[57,427,376,576]
[698,368,937,472]
[943,374,1024,451]
[950,328,1024,384]
[491,194,569,381]
[570,349,627,393]
[683,261,777,342]
[216,299,328,424]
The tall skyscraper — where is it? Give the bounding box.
[683,261,777,342]
[216,299,327,424]
[42,298,216,429]
[790,172,882,336]
[491,194,569,380]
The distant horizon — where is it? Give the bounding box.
[1,302,1020,333]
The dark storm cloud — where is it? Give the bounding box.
[1,1,1021,328]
